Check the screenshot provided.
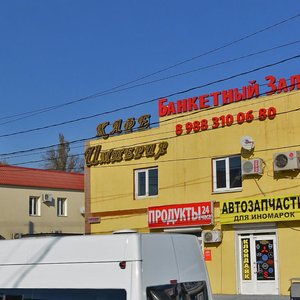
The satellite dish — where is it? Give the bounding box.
[240,136,255,150]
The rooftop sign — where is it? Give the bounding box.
[159,73,300,117]
[85,141,168,167]
[96,114,151,139]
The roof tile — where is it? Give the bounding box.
[0,165,84,191]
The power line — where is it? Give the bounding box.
[7,101,300,167]
[0,86,299,160]
[1,54,299,139]
[10,139,300,169]
[1,12,300,124]
[1,40,299,128]
[0,136,93,157]
[124,40,300,89]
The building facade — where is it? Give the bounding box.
[0,165,85,239]
[85,74,300,297]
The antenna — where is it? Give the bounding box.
[240,136,255,151]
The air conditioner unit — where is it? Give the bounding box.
[274,151,300,171]
[12,232,22,239]
[242,159,263,175]
[42,193,53,203]
[202,230,223,243]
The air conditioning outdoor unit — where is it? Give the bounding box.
[42,193,53,203]
[242,159,263,175]
[273,151,300,172]
[202,230,223,243]
[80,206,85,215]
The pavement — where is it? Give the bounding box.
[213,295,289,300]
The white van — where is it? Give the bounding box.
[0,232,212,300]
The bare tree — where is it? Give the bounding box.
[43,134,84,173]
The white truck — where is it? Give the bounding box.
[0,231,212,299]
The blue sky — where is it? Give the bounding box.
[0,1,299,168]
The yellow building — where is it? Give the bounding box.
[85,74,300,297]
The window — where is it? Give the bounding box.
[135,167,158,199]
[147,281,208,300]
[213,155,242,192]
[57,198,67,216]
[29,196,40,216]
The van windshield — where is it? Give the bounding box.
[147,281,208,300]
[0,288,126,300]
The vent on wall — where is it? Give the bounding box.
[273,151,300,171]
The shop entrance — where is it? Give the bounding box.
[238,232,279,295]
